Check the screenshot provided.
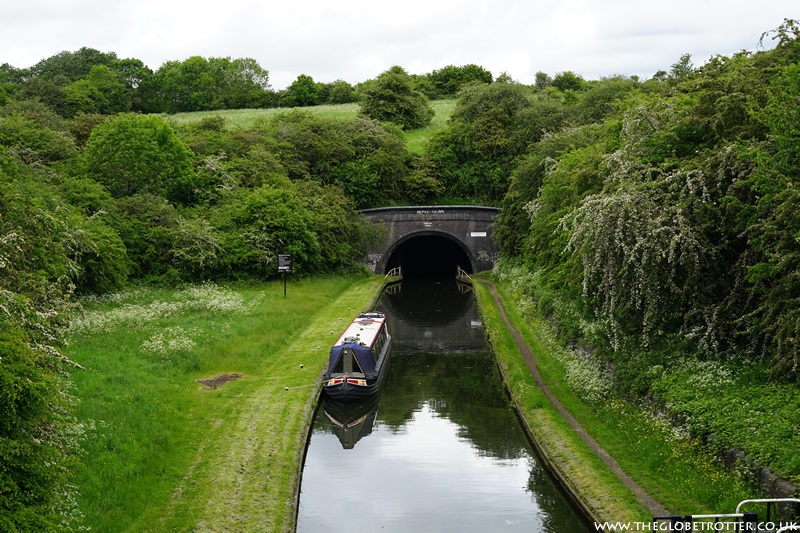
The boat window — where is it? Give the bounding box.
[350,352,364,374]
[332,352,344,374]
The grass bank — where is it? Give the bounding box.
[473,273,758,525]
[65,275,385,532]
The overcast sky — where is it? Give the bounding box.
[1,1,796,89]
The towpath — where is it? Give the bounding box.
[479,278,670,518]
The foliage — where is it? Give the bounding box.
[358,66,435,130]
[423,76,578,204]
[492,20,800,384]
[424,64,493,99]
[0,163,89,531]
[740,53,800,375]
[264,110,412,207]
[319,80,358,104]
[63,65,131,116]
[284,74,320,107]
[0,327,74,532]
[145,56,271,113]
[552,70,585,92]
[84,113,197,203]
[0,99,79,163]
[486,22,800,501]
[112,193,180,280]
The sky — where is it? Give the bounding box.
[1,1,796,90]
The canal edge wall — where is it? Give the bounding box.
[473,277,666,525]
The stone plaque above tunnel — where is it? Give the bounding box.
[359,206,500,277]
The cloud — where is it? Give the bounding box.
[0,0,796,89]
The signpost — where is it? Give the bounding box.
[278,254,292,297]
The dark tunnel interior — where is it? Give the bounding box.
[384,235,472,278]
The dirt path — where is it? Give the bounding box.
[479,279,669,518]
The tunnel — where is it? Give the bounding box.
[384,234,474,278]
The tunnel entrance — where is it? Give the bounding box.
[384,235,473,278]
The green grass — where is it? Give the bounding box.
[65,275,385,532]
[473,274,759,525]
[164,99,456,154]
[166,103,361,129]
[404,99,456,154]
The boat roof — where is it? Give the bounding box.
[334,312,386,348]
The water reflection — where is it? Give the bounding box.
[296,279,589,532]
[319,394,382,449]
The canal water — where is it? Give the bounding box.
[296,279,589,532]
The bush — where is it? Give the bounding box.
[359,66,434,130]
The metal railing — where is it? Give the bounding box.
[736,499,800,516]
[456,265,472,283]
[384,266,401,279]
[654,498,800,532]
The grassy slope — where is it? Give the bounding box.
[165,99,455,154]
[166,103,361,129]
[66,275,385,532]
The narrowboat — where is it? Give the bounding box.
[322,311,392,401]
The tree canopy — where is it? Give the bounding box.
[358,66,435,130]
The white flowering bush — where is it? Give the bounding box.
[563,348,614,404]
[69,283,254,336]
[140,326,201,360]
[563,165,713,351]
[681,359,734,389]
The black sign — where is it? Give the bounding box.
[277,254,293,273]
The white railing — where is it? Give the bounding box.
[456,265,472,283]
[384,266,401,279]
[736,499,800,515]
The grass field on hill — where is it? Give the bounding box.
[166,99,456,154]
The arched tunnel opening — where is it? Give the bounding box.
[384,235,473,278]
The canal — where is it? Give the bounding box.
[296,278,590,532]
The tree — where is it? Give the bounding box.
[148,56,271,113]
[63,64,131,116]
[84,114,196,203]
[358,66,434,130]
[29,47,118,81]
[426,64,493,98]
[669,53,695,83]
[552,71,585,92]
[742,56,800,376]
[423,77,535,202]
[0,168,88,530]
[222,184,322,276]
[0,100,78,163]
[534,71,552,90]
[285,74,320,107]
[323,80,357,104]
[264,111,412,207]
